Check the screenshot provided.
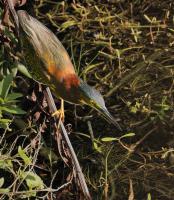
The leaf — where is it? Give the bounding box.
[17,63,32,78]
[0,188,10,193]
[1,106,26,114]
[0,118,12,130]
[6,93,23,101]
[20,171,44,190]
[0,178,4,188]
[93,142,102,153]
[101,137,118,142]
[0,159,13,170]
[0,118,12,123]
[147,193,151,200]
[0,97,4,103]
[18,146,32,165]
[120,133,135,139]
[0,74,13,99]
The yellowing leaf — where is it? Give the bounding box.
[93,142,102,153]
[0,177,4,188]
[120,133,135,139]
[101,137,118,142]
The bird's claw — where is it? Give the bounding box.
[52,99,65,122]
[52,109,65,122]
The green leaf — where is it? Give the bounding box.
[0,159,13,170]
[18,146,32,165]
[0,123,10,130]
[0,118,12,123]
[20,171,44,190]
[0,118,12,130]
[0,188,10,193]
[11,64,18,77]
[0,178,4,188]
[17,63,32,78]
[120,133,135,139]
[0,97,4,103]
[101,137,118,142]
[0,74,13,99]
[6,93,23,101]
[130,106,138,113]
[1,106,26,114]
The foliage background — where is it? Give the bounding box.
[0,0,174,199]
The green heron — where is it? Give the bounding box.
[17,10,121,130]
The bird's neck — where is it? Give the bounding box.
[63,74,80,90]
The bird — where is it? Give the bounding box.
[16,10,122,130]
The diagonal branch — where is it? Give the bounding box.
[44,87,92,200]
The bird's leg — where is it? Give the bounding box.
[52,99,65,122]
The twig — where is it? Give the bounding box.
[87,120,94,145]
[128,178,134,200]
[5,0,19,36]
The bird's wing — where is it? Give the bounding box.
[17,10,76,79]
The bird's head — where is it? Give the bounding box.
[78,81,122,131]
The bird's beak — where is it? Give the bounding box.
[97,107,122,131]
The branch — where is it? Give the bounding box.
[44,87,91,200]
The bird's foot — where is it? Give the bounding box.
[52,99,65,122]
[52,109,65,122]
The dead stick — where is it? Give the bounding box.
[6,0,19,35]
[45,87,92,200]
